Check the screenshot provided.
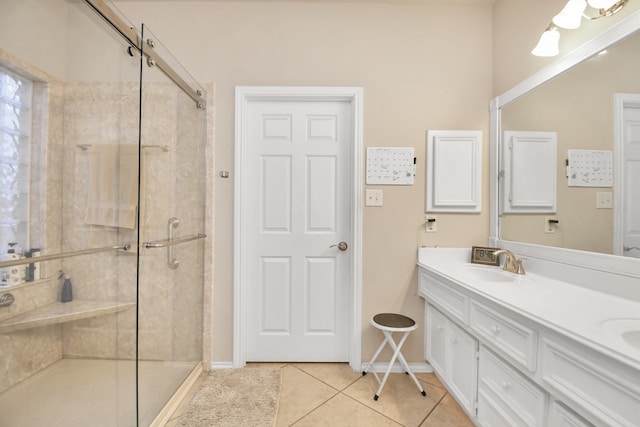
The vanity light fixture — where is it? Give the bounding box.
[531,24,560,57]
[588,0,623,10]
[532,0,628,57]
[553,0,587,29]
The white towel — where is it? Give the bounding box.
[84,144,139,229]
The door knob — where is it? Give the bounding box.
[330,242,348,251]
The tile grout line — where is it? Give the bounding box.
[337,389,405,426]
[279,365,458,427]
[291,364,363,392]
[418,391,449,426]
[285,364,342,426]
[287,365,403,426]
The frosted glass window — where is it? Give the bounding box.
[0,67,32,250]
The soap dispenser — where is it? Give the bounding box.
[59,270,73,303]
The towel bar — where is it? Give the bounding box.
[0,243,131,269]
[77,143,170,152]
[142,233,207,249]
[143,223,206,270]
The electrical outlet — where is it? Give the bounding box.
[425,215,437,232]
[596,192,613,209]
[365,189,383,207]
[544,216,558,233]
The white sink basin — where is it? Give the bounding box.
[462,266,530,283]
[467,268,516,283]
[600,318,640,352]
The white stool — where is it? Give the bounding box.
[361,313,426,400]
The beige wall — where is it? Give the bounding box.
[115,0,493,364]
[110,0,640,365]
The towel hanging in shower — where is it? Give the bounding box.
[84,143,140,229]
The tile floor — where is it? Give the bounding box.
[167,363,475,427]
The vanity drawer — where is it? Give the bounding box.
[419,269,467,324]
[548,400,594,427]
[478,346,546,427]
[470,301,537,371]
[541,338,640,427]
[477,389,524,427]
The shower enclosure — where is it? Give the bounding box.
[0,0,209,425]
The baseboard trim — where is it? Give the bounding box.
[363,361,434,374]
[211,361,433,373]
[210,361,235,370]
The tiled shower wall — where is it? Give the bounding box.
[61,81,206,362]
[0,73,211,393]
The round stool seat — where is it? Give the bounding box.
[371,313,416,332]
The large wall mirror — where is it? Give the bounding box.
[490,10,640,277]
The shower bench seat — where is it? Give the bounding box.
[0,300,135,334]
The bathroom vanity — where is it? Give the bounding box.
[418,247,640,427]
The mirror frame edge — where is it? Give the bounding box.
[489,8,640,279]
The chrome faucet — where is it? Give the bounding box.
[492,249,526,275]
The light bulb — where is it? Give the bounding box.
[532,29,560,57]
[553,0,587,29]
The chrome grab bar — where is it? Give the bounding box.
[143,228,206,270]
[168,217,180,269]
[142,233,207,249]
[0,243,131,269]
[77,143,170,152]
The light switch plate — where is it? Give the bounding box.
[365,189,383,207]
[596,192,613,209]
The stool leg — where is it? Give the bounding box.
[362,337,388,376]
[373,331,410,400]
[396,350,426,396]
[385,334,426,396]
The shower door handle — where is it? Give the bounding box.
[142,218,207,269]
[143,233,207,248]
[167,217,180,269]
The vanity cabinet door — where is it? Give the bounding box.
[448,320,478,414]
[426,303,478,416]
[426,303,447,377]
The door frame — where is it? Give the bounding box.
[233,86,363,369]
[613,93,640,255]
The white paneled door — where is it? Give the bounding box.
[244,98,352,361]
[622,103,640,258]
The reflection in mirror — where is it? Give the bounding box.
[499,30,640,257]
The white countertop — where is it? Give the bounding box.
[417,247,640,372]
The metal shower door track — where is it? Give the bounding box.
[83,0,205,108]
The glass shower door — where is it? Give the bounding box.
[0,0,143,426]
[135,24,207,426]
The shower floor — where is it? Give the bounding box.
[0,358,196,427]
